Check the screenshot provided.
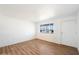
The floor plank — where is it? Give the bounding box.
[0,39,78,55]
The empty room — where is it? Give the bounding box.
[0,4,79,55]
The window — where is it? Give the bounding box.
[40,23,54,33]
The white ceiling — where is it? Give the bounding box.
[0,4,79,22]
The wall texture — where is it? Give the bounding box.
[0,15,35,47]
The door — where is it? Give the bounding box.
[61,20,77,47]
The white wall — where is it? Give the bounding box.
[36,19,61,44]
[36,16,77,47]
[77,11,79,51]
[61,19,77,47]
[0,15,35,47]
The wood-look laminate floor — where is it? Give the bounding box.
[0,39,78,55]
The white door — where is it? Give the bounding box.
[61,20,77,47]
